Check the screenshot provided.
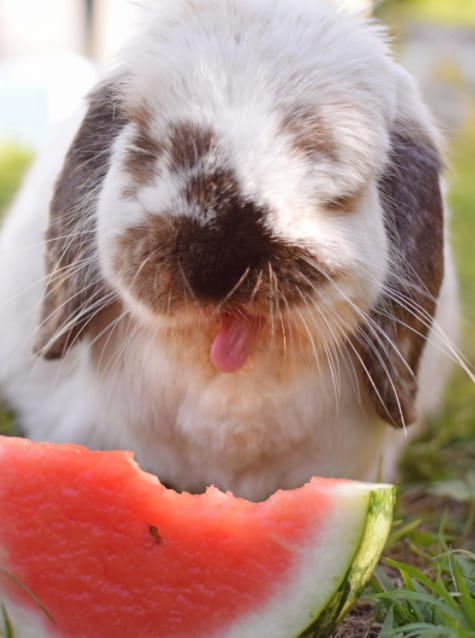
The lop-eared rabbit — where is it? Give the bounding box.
[0,0,458,500]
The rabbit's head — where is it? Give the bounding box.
[35,0,444,429]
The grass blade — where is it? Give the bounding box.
[0,605,14,638]
[0,569,55,625]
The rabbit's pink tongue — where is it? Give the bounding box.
[210,312,263,373]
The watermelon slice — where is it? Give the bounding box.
[0,436,396,638]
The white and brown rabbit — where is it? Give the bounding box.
[0,0,458,500]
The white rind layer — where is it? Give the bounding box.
[220,483,382,638]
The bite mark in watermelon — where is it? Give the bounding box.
[0,436,396,638]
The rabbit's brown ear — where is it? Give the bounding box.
[34,83,127,359]
[358,129,444,427]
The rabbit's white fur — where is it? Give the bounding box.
[0,0,458,500]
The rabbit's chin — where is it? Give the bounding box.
[117,295,359,378]
[116,285,266,371]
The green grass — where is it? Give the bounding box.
[370,550,475,637]
[361,481,475,636]
[0,604,14,638]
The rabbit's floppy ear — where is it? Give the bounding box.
[358,83,445,428]
[34,82,127,359]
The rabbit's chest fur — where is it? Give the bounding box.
[7,320,389,501]
[95,326,390,498]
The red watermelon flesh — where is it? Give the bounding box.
[0,436,395,638]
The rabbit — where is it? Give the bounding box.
[0,0,459,501]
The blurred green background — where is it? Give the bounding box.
[378,0,475,26]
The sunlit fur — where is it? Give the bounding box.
[0,0,460,500]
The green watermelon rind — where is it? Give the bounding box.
[297,485,397,638]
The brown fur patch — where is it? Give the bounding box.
[123,132,164,187]
[169,123,214,172]
[127,102,152,135]
[122,103,164,188]
[358,130,444,427]
[281,106,337,160]
[35,82,127,359]
[184,168,249,213]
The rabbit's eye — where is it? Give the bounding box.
[324,190,363,213]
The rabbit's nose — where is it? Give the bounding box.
[176,201,273,302]
[184,246,251,301]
